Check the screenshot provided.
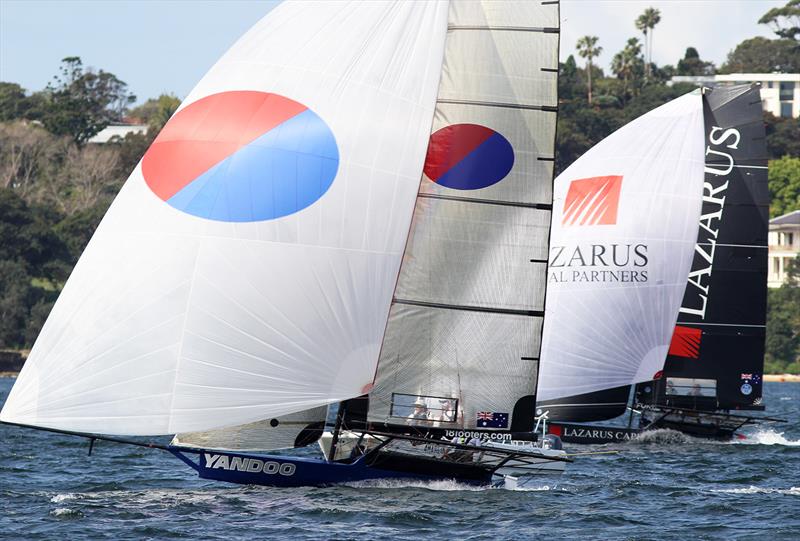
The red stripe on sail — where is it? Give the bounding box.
[142,91,307,201]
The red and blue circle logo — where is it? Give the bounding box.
[142,91,338,222]
[423,123,514,190]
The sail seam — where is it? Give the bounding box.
[697,242,767,248]
[437,98,558,112]
[418,192,553,210]
[166,249,201,433]
[447,25,559,34]
[394,298,544,317]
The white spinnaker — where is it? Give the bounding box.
[368,1,559,430]
[1,2,449,435]
[537,92,705,402]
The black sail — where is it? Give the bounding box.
[639,84,769,412]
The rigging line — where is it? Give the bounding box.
[733,164,769,170]
[675,322,766,328]
[0,420,179,453]
[393,298,544,318]
[697,242,767,248]
[437,98,558,112]
[417,192,552,210]
[447,25,559,34]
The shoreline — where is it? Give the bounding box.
[764,374,800,382]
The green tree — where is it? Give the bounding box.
[765,114,800,158]
[766,254,800,374]
[39,57,136,145]
[759,0,800,40]
[611,38,643,104]
[576,36,602,104]
[676,47,715,76]
[0,82,31,121]
[719,37,799,73]
[635,7,661,79]
[768,156,800,218]
[129,94,180,133]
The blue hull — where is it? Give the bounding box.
[171,448,487,488]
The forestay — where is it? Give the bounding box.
[367,1,560,432]
[537,92,705,402]
[1,2,450,435]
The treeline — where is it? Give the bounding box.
[0,3,799,371]
[0,57,179,347]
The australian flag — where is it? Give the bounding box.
[476,411,508,429]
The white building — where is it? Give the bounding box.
[669,73,800,119]
[768,210,800,288]
[88,123,148,144]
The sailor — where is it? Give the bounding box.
[437,399,456,422]
[407,399,430,422]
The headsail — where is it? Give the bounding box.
[366,0,560,432]
[537,91,706,408]
[639,84,769,411]
[1,2,450,435]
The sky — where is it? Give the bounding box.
[0,0,785,105]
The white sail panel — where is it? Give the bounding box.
[1,2,450,435]
[537,92,706,401]
[368,1,558,431]
[172,406,328,452]
[395,198,549,311]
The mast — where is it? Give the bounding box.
[365,1,561,433]
[643,84,769,412]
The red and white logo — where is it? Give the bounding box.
[668,325,702,359]
[562,175,623,226]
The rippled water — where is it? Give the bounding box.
[2,379,798,540]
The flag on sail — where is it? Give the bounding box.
[0,2,450,436]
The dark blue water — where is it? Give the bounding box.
[1,378,798,540]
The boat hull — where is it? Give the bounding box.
[181,449,492,487]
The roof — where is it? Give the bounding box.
[770,210,800,227]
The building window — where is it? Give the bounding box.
[789,232,795,246]
[767,81,773,89]
[781,102,793,118]
[779,81,795,101]
[774,257,780,274]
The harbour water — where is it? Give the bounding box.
[1,378,798,540]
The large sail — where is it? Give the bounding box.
[537,92,706,409]
[366,1,560,432]
[638,84,769,411]
[0,2,450,435]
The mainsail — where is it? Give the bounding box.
[366,0,560,432]
[0,2,451,435]
[638,84,769,411]
[537,91,706,416]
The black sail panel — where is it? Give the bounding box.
[652,84,768,411]
[537,385,631,422]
